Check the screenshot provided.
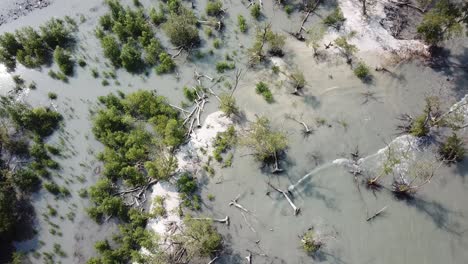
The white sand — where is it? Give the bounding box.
[322,0,428,60]
[140,111,232,257]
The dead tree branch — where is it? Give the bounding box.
[192,216,230,226]
[366,206,387,222]
[229,194,251,213]
[267,182,300,215]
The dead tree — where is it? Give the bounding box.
[361,0,367,16]
[293,0,321,40]
[229,194,251,213]
[366,206,387,222]
[267,182,300,215]
[192,216,230,226]
[285,114,312,134]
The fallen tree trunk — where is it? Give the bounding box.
[285,114,312,134]
[192,216,230,226]
[229,194,251,213]
[267,182,300,215]
[366,206,387,222]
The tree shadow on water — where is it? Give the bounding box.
[428,46,468,99]
[402,195,467,236]
[297,181,340,211]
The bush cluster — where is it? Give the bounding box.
[255,81,273,103]
[0,18,76,70]
[98,0,168,73]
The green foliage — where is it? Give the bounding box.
[238,15,247,33]
[44,182,70,197]
[91,68,99,78]
[213,126,237,162]
[290,69,306,89]
[271,65,280,74]
[92,90,184,190]
[78,58,87,67]
[323,7,346,30]
[48,92,57,100]
[216,61,235,73]
[0,182,17,237]
[13,169,40,192]
[155,52,175,74]
[144,38,163,65]
[306,24,326,55]
[176,173,200,210]
[417,2,468,45]
[48,70,68,82]
[120,39,143,73]
[285,5,294,15]
[175,216,222,258]
[150,5,166,26]
[88,179,128,222]
[14,27,48,68]
[98,0,172,74]
[164,7,200,48]
[101,35,121,66]
[301,229,322,254]
[145,153,178,181]
[87,209,153,264]
[219,93,239,117]
[353,62,371,80]
[255,81,273,103]
[251,4,261,20]
[40,18,74,49]
[0,99,60,253]
[439,133,465,162]
[5,103,62,138]
[334,36,357,62]
[213,38,222,49]
[152,196,167,217]
[183,86,198,102]
[53,47,74,76]
[0,18,75,70]
[206,0,223,16]
[266,30,286,56]
[241,116,287,162]
[410,114,429,137]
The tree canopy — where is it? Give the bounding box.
[417,2,468,46]
[242,116,287,162]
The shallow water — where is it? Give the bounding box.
[0,0,467,263]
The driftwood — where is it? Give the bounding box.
[267,182,300,215]
[285,114,312,134]
[366,206,387,222]
[198,20,223,31]
[208,256,219,264]
[229,194,251,213]
[192,216,230,226]
[246,251,252,264]
[293,0,321,40]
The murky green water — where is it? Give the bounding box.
[1,0,467,263]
